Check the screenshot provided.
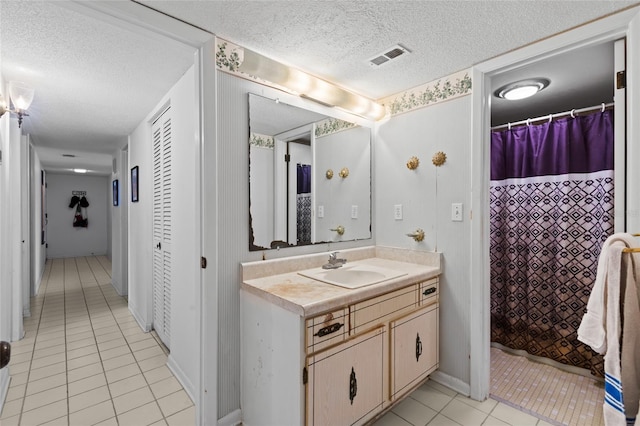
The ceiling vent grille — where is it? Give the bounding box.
[368,44,410,67]
[62,154,76,158]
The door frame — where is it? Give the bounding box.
[469,6,640,400]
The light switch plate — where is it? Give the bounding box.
[318,205,324,218]
[452,203,463,221]
[351,205,358,219]
[394,204,403,220]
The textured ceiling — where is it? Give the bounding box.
[1,1,638,174]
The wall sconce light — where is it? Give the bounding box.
[0,81,35,128]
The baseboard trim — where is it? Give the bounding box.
[167,355,195,403]
[0,369,10,415]
[431,371,471,397]
[128,305,151,332]
[217,409,242,426]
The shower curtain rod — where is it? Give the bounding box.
[491,102,614,131]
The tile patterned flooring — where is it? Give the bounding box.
[0,256,195,426]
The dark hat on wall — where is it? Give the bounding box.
[69,195,80,208]
[79,196,90,208]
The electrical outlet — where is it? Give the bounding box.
[394,204,403,220]
[452,203,463,221]
[351,205,358,219]
[318,205,324,218]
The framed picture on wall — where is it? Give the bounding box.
[131,166,139,202]
[112,179,119,206]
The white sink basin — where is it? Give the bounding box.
[298,263,407,289]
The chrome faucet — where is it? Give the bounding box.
[322,251,347,269]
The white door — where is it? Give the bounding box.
[152,107,172,348]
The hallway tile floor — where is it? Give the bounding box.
[0,256,195,426]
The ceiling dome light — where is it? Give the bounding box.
[495,78,550,101]
[73,168,87,174]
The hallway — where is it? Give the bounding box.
[0,256,195,425]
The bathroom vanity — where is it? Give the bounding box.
[240,246,441,426]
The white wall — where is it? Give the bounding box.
[0,97,11,413]
[45,173,109,258]
[111,147,129,296]
[128,65,199,399]
[30,147,46,296]
[375,96,472,391]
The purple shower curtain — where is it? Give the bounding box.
[490,110,614,377]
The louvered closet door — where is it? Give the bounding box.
[152,107,172,349]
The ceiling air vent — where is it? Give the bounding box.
[62,154,76,158]
[368,44,410,67]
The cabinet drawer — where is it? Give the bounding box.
[419,278,438,306]
[306,308,348,354]
[306,326,385,426]
[350,284,418,335]
[390,303,439,401]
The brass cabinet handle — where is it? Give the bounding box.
[314,323,344,338]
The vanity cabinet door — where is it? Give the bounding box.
[306,326,385,426]
[389,303,439,401]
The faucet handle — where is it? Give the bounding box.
[329,251,338,260]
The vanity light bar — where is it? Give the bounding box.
[238,47,387,121]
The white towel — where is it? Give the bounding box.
[578,233,637,353]
[621,250,640,425]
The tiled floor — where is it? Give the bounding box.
[374,379,553,426]
[0,256,195,426]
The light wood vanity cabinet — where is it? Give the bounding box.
[240,271,440,426]
[304,277,439,425]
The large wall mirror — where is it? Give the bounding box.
[249,93,372,251]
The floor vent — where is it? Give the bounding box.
[368,44,410,67]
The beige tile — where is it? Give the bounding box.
[129,338,159,352]
[166,405,196,426]
[40,415,69,426]
[69,385,112,413]
[93,325,120,337]
[96,332,126,345]
[441,399,488,426]
[32,343,66,360]
[392,396,438,426]
[67,330,95,343]
[22,384,67,412]
[426,413,462,425]
[482,415,511,426]
[410,382,456,412]
[134,346,166,362]
[98,337,128,352]
[67,352,102,370]
[26,372,66,396]
[35,330,65,343]
[66,336,97,351]
[8,372,28,386]
[157,390,194,418]
[425,380,458,398]
[67,361,104,383]
[149,419,168,426]
[106,362,141,383]
[138,354,168,372]
[102,353,137,371]
[0,398,24,419]
[28,361,66,382]
[150,375,183,399]
[68,373,107,397]
[67,343,98,360]
[108,374,148,398]
[9,351,34,365]
[490,402,539,426]
[93,417,119,426]
[113,386,155,415]
[5,383,26,402]
[124,332,155,344]
[20,399,67,426]
[30,351,66,370]
[117,401,164,426]
[8,361,30,375]
[144,365,173,385]
[69,400,116,426]
[455,394,499,414]
[0,414,21,426]
[374,411,412,426]
[11,343,35,355]
[101,345,132,361]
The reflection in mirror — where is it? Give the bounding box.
[249,93,372,251]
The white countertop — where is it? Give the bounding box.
[241,248,441,317]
